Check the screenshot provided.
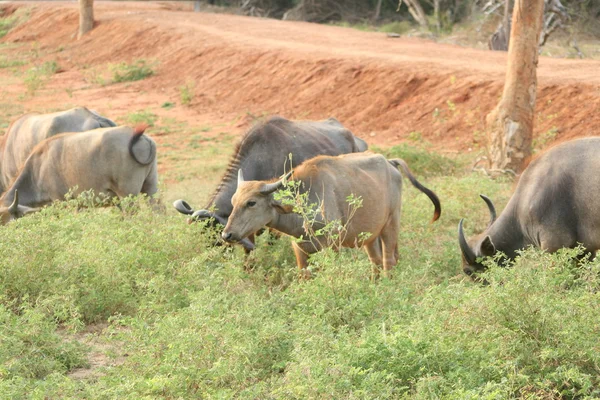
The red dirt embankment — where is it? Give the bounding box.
[3,1,600,152]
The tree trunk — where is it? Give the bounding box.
[486,0,546,173]
[433,0,441,32]
[401,0,429,29]
[373,0,383,22]
[78,0,94,39]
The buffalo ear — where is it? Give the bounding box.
[270,199,293,214]
[480,236,496,256]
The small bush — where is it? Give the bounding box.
[111,60,155,83]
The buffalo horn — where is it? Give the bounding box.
[458,219,476,265]
[238,169,245,186]
[479,194,497,226]
[173,199,194,215]
[260,171,293,195]
[8,190,19,215]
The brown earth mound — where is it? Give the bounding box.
[2,1,600,153]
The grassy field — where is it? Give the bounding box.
[1,136,600,398]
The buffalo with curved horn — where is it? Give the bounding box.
[222,153,441,277]
[174,116,368,250]
[459,137,600,278]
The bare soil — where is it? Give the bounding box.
[1,1,599,159]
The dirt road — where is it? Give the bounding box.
[2,1,600,152]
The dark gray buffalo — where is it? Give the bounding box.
[0,107,116,193]
[174,116,368,250]
[459,137,600,277]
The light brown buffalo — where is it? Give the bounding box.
[222,153,441,277]
[0,125,158,223]
[0,107,116,193]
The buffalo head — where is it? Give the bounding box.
[172,198,256,251]
[222,169,292,244]
[458,194,498,278]
[0,190,40,224]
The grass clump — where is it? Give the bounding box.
[23,60,60,96]
[379,21,413,35]
[125,109,158,127]
[373,143,460,176]
[179,81,195,106]
[0,56,25,69]
[110,59,155,83]
[0,15,18,38]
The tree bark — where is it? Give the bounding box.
[401,0,429,29]
[78,0,94,39]
[486,0,546,173]
[373,0,383,22]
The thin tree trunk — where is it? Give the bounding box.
[373,0,383,21]
[78,0,94,39]
[486,0,546,173]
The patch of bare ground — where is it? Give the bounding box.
[61,323,128,380]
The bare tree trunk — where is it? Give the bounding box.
[194,0,201,11]
[373,0,383,21]
[433,0,441,32]
[78,0,94,39]
[486,0,546,173]
[399,0,429,29]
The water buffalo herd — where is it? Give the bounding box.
[2,107,596,279]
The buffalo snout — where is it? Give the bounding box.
[222,231,238,243]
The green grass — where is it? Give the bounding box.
[179,81,195,106]
[0,15,18,39]
[124,109,158,127]
[379,21,413,35]
[1,143,599,397]
[0,57,26,69]
[110,59,155,83]
[23,60,60,96]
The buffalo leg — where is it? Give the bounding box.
[364,238,383,280]
[380,215,400,278]
[293,241,320,279]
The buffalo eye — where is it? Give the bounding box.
[246,200,256,207]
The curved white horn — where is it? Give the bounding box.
[8,190,19,215]
[238,169,245,186]
[260,179,284,195]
